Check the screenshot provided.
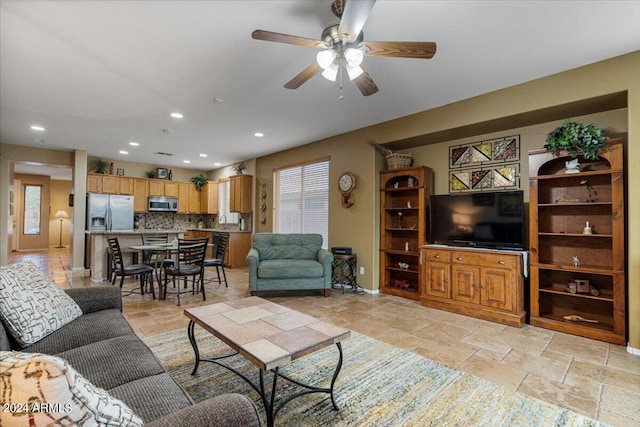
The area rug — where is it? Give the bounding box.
[144,327,605,427]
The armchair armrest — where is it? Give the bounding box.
[246,248,260,287]
[145,394,261,427]
[64,286,122,314]
[317,249,334,266]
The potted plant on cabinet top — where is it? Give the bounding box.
[544,120,607,161]
[232,161,247,175]
[190,174,208,191]
[88,157,110,174]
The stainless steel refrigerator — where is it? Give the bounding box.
[86,193,134,231]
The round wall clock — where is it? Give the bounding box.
[339,172,356,207]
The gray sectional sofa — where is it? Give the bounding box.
[247,233,334,296]
[0,286,260,427]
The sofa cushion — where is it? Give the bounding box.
[56,335,166,390]
[24,309,133,355]
[253,233,322,260]
[0,261,83,348]
[258,259,323,279]
[0,351,143,427]
[108,373,193,423]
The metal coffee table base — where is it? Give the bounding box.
[187,321,343,427]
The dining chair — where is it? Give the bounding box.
[163,241,207,306]
[203,231,230,287]
[141,233,175,268]
[107,237,155,298]
[178,237,210,292]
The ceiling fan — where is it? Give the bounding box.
[251,0,436,96]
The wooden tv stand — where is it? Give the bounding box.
[419,245,526,327]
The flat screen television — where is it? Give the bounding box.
[430,190,525,250]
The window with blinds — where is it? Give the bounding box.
[274,158,329,248]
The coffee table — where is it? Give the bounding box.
[184,296,351,427]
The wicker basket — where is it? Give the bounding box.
[386,153,413,170]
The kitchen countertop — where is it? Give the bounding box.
[185,228,252,234]
[85,229,185,235]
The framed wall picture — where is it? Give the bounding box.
[156,168,169,179]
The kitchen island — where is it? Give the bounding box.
[86,229,185,282]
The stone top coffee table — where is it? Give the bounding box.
[184,296,351,427]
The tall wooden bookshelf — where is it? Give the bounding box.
[528,138,625,344]
[379,166,433,300]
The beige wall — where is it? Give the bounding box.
[254,51,640,349]
[49,180,73,247]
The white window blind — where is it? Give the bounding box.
[218,180,239,224]
[275,159,329,248]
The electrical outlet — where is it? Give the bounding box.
[359,267,365,275]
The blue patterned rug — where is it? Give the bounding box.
[144,327,606,427]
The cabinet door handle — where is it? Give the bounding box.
[456,256,464,261]
[480,285,485,289]
[472,284,477,288]
[434,255,440,259]
[498,260,505,265]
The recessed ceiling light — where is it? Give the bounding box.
[183,160,191,164]
[129,141,139,146]
[33,138,46,143]
[254,132,264,137]
[30,125,45,131]
[214,162,222,166]
[199,153,208,158]
[170,112,183,119]
[213,97,224,103]
[119,150,128,155]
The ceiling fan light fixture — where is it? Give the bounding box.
[316,49,337,69]
[347,64,364,80]
[322,62,339,81]
[344,47,364,67]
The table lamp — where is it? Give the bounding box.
[54,210,69,248]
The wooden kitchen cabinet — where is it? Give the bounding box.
[188,185,201,213]
[229,174,252,213]
[226,233,252,268]
[87,173,121,194]
[148,179,165,196]
[132,178,149,213]
[164,181,179,197]
[420,245,525,327]
[178,183,190,213]
[119,177,134,194]
[87,174,102,193]
[200,181,218,214]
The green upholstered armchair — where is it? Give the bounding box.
[247,233,334,296]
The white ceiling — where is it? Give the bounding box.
[2,1,639,173]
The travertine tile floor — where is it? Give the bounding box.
[9,248,640,426]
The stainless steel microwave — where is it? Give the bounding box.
[148,196,178,212]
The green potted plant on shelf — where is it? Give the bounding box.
[544,120,607,160]
[88,157,110,174]
[190,174,208,191]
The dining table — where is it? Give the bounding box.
[128,241,215,299]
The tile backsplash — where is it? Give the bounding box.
[136,212,252,231]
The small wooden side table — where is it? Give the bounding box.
[331,253,362,294]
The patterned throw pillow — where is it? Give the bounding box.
[0,351,144,427]
[0,261,83,347]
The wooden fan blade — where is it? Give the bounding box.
[251,30,328,49]
[353,68,379,96]
[284,62,322,89]
[361,41,437,59]
[338,0,376,43]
